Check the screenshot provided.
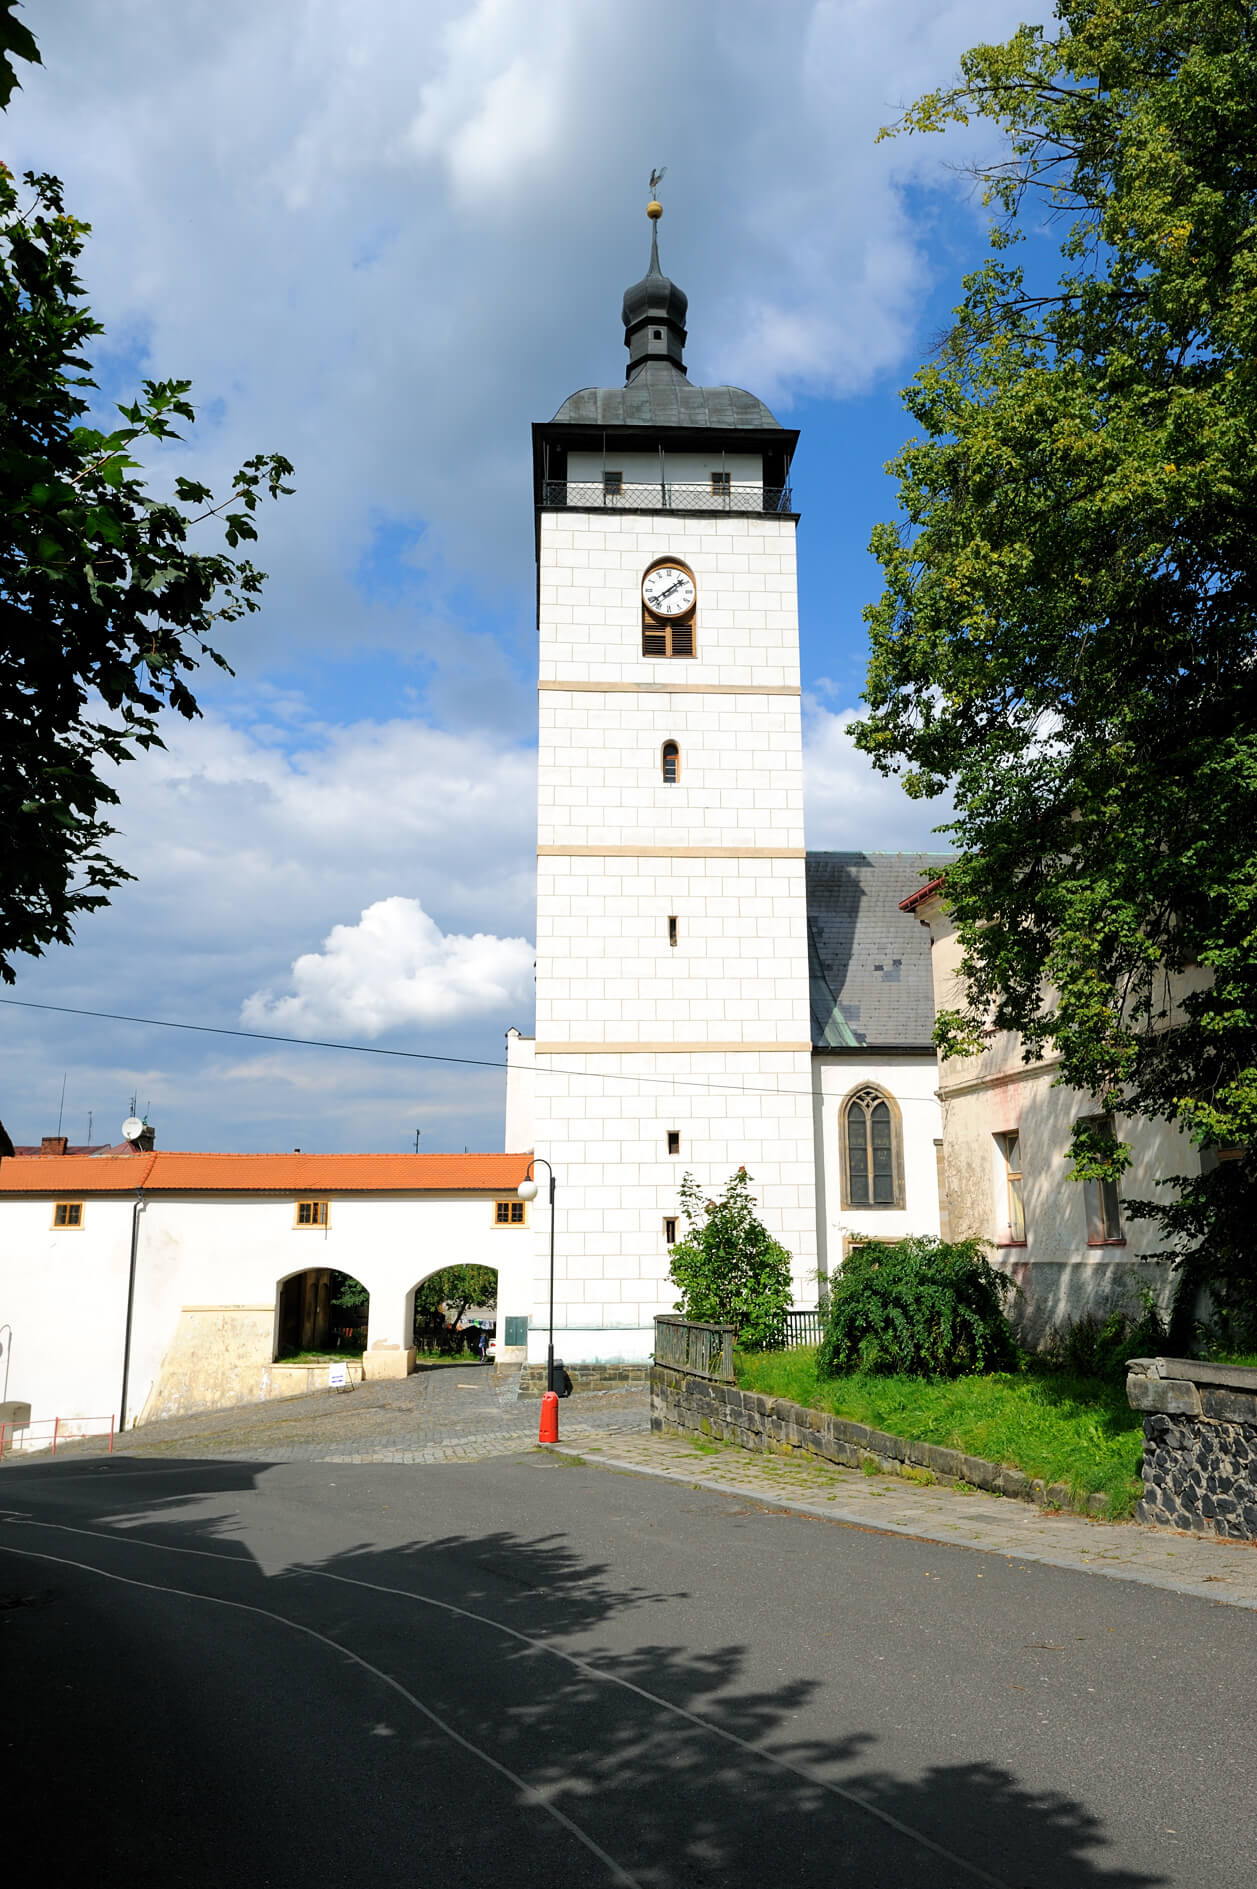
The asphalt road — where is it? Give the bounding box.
[1,1448,1252,1888]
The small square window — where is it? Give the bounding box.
[295,1200,328,1227]
[663,1216,678,1245]
[603,470,623,497]
[494,1198,526,1226]
[666,1130,681,1156]
[53,1201,83,1229]
[710,470,731,496]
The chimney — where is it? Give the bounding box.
[133,1123,156,1154]
[40,1135,69,1156]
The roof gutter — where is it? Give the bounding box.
[899,875,946,914]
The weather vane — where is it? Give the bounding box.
[648,167,666,219]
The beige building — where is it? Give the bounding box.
[903,880,1200,1342]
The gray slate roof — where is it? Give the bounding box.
[806,852,952,1050]
[553,361,781,430]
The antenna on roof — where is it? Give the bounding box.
[414,1129,421,1153]
[87,1109,93,1144]
[56,1071,67,1139]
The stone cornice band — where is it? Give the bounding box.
[537,845,806,858]
[533,1041,813,1055]
[538,680,802,696]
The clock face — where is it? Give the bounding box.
[642,564,696,618]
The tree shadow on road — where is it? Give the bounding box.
[0,1453,1169,1889]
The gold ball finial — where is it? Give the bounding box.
[647,199,663,220]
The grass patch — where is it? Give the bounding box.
[274,1350,361,1365]
[735,1348,1144,1519]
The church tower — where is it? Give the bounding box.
[520,192,817,1373]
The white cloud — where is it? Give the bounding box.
[803,698,954,852]
[4,0,1032,673]
[242,896,534,1037]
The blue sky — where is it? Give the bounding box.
[1,0,1046,1154]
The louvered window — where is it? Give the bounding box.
[662,741,679,783]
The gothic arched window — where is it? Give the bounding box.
[841,1086,904,1210]
[662,741,680,783]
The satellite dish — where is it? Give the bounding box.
[121,1117,146,1143]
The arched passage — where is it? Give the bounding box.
[274,1268,369,1360]
[410,1265,499,1358]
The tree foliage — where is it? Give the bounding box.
[414,1265,498,1329]
[0,160,293,979]
[668,1167,794,1351]
[818,1236,1017,1380]
[853,0,1257,1319]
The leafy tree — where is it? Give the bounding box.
[1,147,293,980]
[668,1167,794,1351]
[0,3,38,110]
[852,1,1257,1333]
[414,1265,498,1331]
[818,1236,1017,1380]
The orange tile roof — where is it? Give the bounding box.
[0,1151,533,1196]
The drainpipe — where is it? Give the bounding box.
[119,1189,147,1432]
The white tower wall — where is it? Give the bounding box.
[530,507,817,1364]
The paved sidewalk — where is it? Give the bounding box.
[552,1428,1257,1611]
[1,1363,648,1467]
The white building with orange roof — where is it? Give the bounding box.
[0,1146,532,1434]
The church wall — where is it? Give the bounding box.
[812,1055,943,1283]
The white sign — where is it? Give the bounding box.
[328,1362,348,1389]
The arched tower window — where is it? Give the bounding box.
[841,1086,905,1210]
[662,741,680,783]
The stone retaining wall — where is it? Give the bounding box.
[519,1361,650,1397]
[652,1364,1108,1516]
[1127,1357,1257,1541]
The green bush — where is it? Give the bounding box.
[1041,1286,1168,1383]
[668,1167,794,1351]
[819,1236,1017,1379]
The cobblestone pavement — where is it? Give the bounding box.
[2,1364,648,1466]
[553,1429,1257,1612]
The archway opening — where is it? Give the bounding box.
[275,1269,369,1361]
[412,1266,498,1361]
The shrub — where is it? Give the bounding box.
[1041,1286,1168,1383]
[668,1168,794,1351]
[818,1236,1017,1379]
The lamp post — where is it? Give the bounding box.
[517,1157,556,1394]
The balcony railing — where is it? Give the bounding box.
[542,480,793,515]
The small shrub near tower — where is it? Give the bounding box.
[818,1236,1017,1380]
[668,1168,794,1351]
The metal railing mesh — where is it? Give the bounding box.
[653,1315,735,1381]
[543,480,792,515]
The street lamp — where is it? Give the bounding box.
[518,1157,557,1394]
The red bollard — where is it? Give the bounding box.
[539,1390,559,1444]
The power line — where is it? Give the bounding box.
[0,995,941,1104]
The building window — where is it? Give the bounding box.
[668,915,678,947]
[710,470,731,497]
[995,1133,1026,1243]
[603,470,623,498]
[666,1130,681,1156]
[662,741,680,783]
[663,1216,678,1245]
[1079,1116,1123,1244]
[494,1199,526,1226]
[52,1201,83,1229]
[295,1200,329,1227]
[841,1088,904,1209]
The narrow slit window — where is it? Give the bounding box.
[663,1216,678,1245]
[662,741,679,783]
[295,1199,329,1227]
[53,1201,83,1229]
[668,915,678,947]
[666,1130,681,1156]
[996,1134,1025,1241]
